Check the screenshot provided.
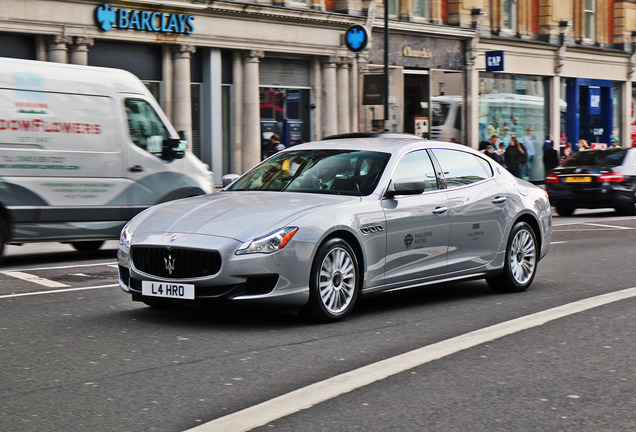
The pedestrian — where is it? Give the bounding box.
[543,139,559,177]
[577,138,589,151]
[497,142,506,167]
[484,144,502,164]
[522,127,536,179]
[262,134,285,159]
[504,135,527,178]
[610,131,620,147]
[559,147,572,165]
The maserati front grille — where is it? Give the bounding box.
[131,246,221,278]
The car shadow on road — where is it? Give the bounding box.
[118,280,498,330]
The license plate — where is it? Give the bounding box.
[142,281,195,300]
[565,176,591,183]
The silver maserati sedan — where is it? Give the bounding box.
[117,133,552,322]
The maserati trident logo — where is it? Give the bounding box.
[164,254,176,275]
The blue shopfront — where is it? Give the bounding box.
[564,78,615,149]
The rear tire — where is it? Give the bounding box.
[555,206,575,217]
[487,221,538,293]
[302,238,360,323]
[70,241,104,252]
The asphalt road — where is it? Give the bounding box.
[1,210,635,431]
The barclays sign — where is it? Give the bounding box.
[95,4,195,34]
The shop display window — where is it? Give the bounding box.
[479,74,548,182]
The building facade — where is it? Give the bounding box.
[1,0,636,185]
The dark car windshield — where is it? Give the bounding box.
[226,149,391,196]
[562,149,627,167]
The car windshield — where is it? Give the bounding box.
[226,149,390,196]
[563,149,627,167]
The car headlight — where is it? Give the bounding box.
[119,222,132,249]
[236,227,298,255]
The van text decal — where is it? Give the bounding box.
[0,119,102,135]
[95,4,195,34]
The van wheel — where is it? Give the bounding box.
[555,206,575,217]
[0,217,7,260]
[71,241,104,252]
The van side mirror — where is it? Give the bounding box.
[162,137,186,161]
[222,174,240,187]
[384,178,426,198]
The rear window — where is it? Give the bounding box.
[563,149,627,167]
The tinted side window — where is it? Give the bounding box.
[393,150,438,191]
[432,149,491,189]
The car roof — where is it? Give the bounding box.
[287,133,474,155]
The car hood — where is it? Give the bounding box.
[130,191,360,242]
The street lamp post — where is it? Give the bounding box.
[384,0,389,131]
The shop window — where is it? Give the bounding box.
[387,0,398,16]
[142,81,161,104]
[222,85,232,175]
[584,0,595,40]
[413,0,430,18]
[191,83,201,159]
[479,74,548,183]
[503,0,517,32]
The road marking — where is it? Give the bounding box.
[0,283,118,299]
[584,222,633,230]
[185,287,636,432]
[0,270,69,288]
[3,262,117,272]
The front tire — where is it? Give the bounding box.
[302,238,360,323]
[487,221,538,293]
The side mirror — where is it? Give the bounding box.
[162,137,186,161]
[222,174,240,188]
[384,178,426,198]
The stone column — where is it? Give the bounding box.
[161,46,173,121]
[321,57,338,138]
[69,37,94,66]
[172,45,195,146]
[337,56,351,134]
[311,57,322,141]
[242,50,264,172]
[48,35,72,63]
[350,56,359,133]
[232,51,244,173]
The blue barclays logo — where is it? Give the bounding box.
[96,4,116,31]
[94,4,195,34]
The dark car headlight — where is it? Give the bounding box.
[236,227,298,255]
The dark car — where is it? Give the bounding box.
[545,148,636,216]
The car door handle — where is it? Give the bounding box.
[128,165,144,173]
[432,206,448,215]
[492,196,507,204]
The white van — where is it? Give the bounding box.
[0,57,213,258]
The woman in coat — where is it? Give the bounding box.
[504,136,527,178]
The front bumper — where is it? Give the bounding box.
[118,232,314,307]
